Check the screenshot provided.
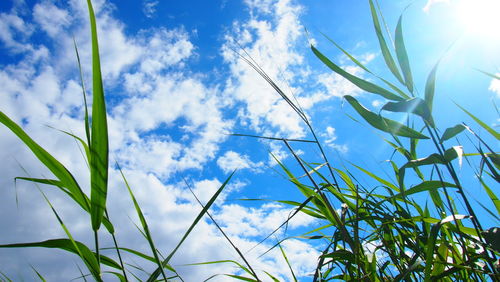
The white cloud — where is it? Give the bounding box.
[33,1,70,38]
[321,126,348,153]
[143,0,159,18]
[488,73,500,98]
[217,151,264,173]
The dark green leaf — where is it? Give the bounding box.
[440,124,466,143]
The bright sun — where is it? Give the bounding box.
[456,0,500,41]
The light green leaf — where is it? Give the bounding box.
[395,15,414,93]
[345,95,429,139]
[381,98,434,127]
[312,46,403,101]
[369,0,404,85]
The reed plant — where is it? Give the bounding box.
[228,0,499,280]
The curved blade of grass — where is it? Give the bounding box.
[349,162,399,191]
[476,69,500,80]
[344,95,429,139]
[30,265,46,282]
[425,60,440,113]
[440,124,466,143]
[263,271,280,282]
[381,98,434,127]
[312,46,403,101]
[320,31,410,99]
[369,0,404,85]
[14,176,115,233]
[73,38,90,146]
[147,171,236,282]
[0,112,89,211]
[395,14,414,93]
[40,191,102,281]
[278,242,297,282]
[116,164,168,281]
[0,239,121,270]
[86,0,109,231]
[455,103,500,140]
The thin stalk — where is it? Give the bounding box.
[105,210,128,281]
[94,231,101,278]
[425,125,497,274]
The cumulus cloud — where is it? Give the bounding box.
[321,126,348,153]
[217,151,264,173]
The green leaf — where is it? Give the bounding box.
[0,239,121,271]
[425,60,440,114]
[382,181,457,204]
[0,112,89,213]
[345,95,429,139]
[86,0,109,231]
[369,0,404,85]
[476,69,500,80]
[312,46,404,101]
[455,103,500,140]
[147,171,235,282]
[395,15,414,93]
[381,98,434,127]
[320,31,410,99]
[117,164,168,281]
[440,124,466,143]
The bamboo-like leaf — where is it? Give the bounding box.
[86,0,109,231]
[320,31,410,99]
[312,46,404,101]
[440,124,466,143]
[456,103,500,140]
[382,98,434,127]
[369,0,405,85]
[395,15,414,93]
[425,60,440,114]
[345,95,429,139]
[147,171,235,282]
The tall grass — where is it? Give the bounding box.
[0,0,498,281]
[0,0,233,280]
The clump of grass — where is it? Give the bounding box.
[224,0,499,281]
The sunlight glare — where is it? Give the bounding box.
[456,0,500,41]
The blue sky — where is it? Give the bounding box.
[0,0,498,280]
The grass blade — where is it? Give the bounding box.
[455,103,500,140]
[312,46,403,101]
[0,112,89,212]
[147,171,236,282]
[369,0,404,85]
[395,14,414,93]
[425,60,440,114]
[117,164,168,281]
[86,0,109,231]
[381,98,434,127]
[344,95,429,139]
